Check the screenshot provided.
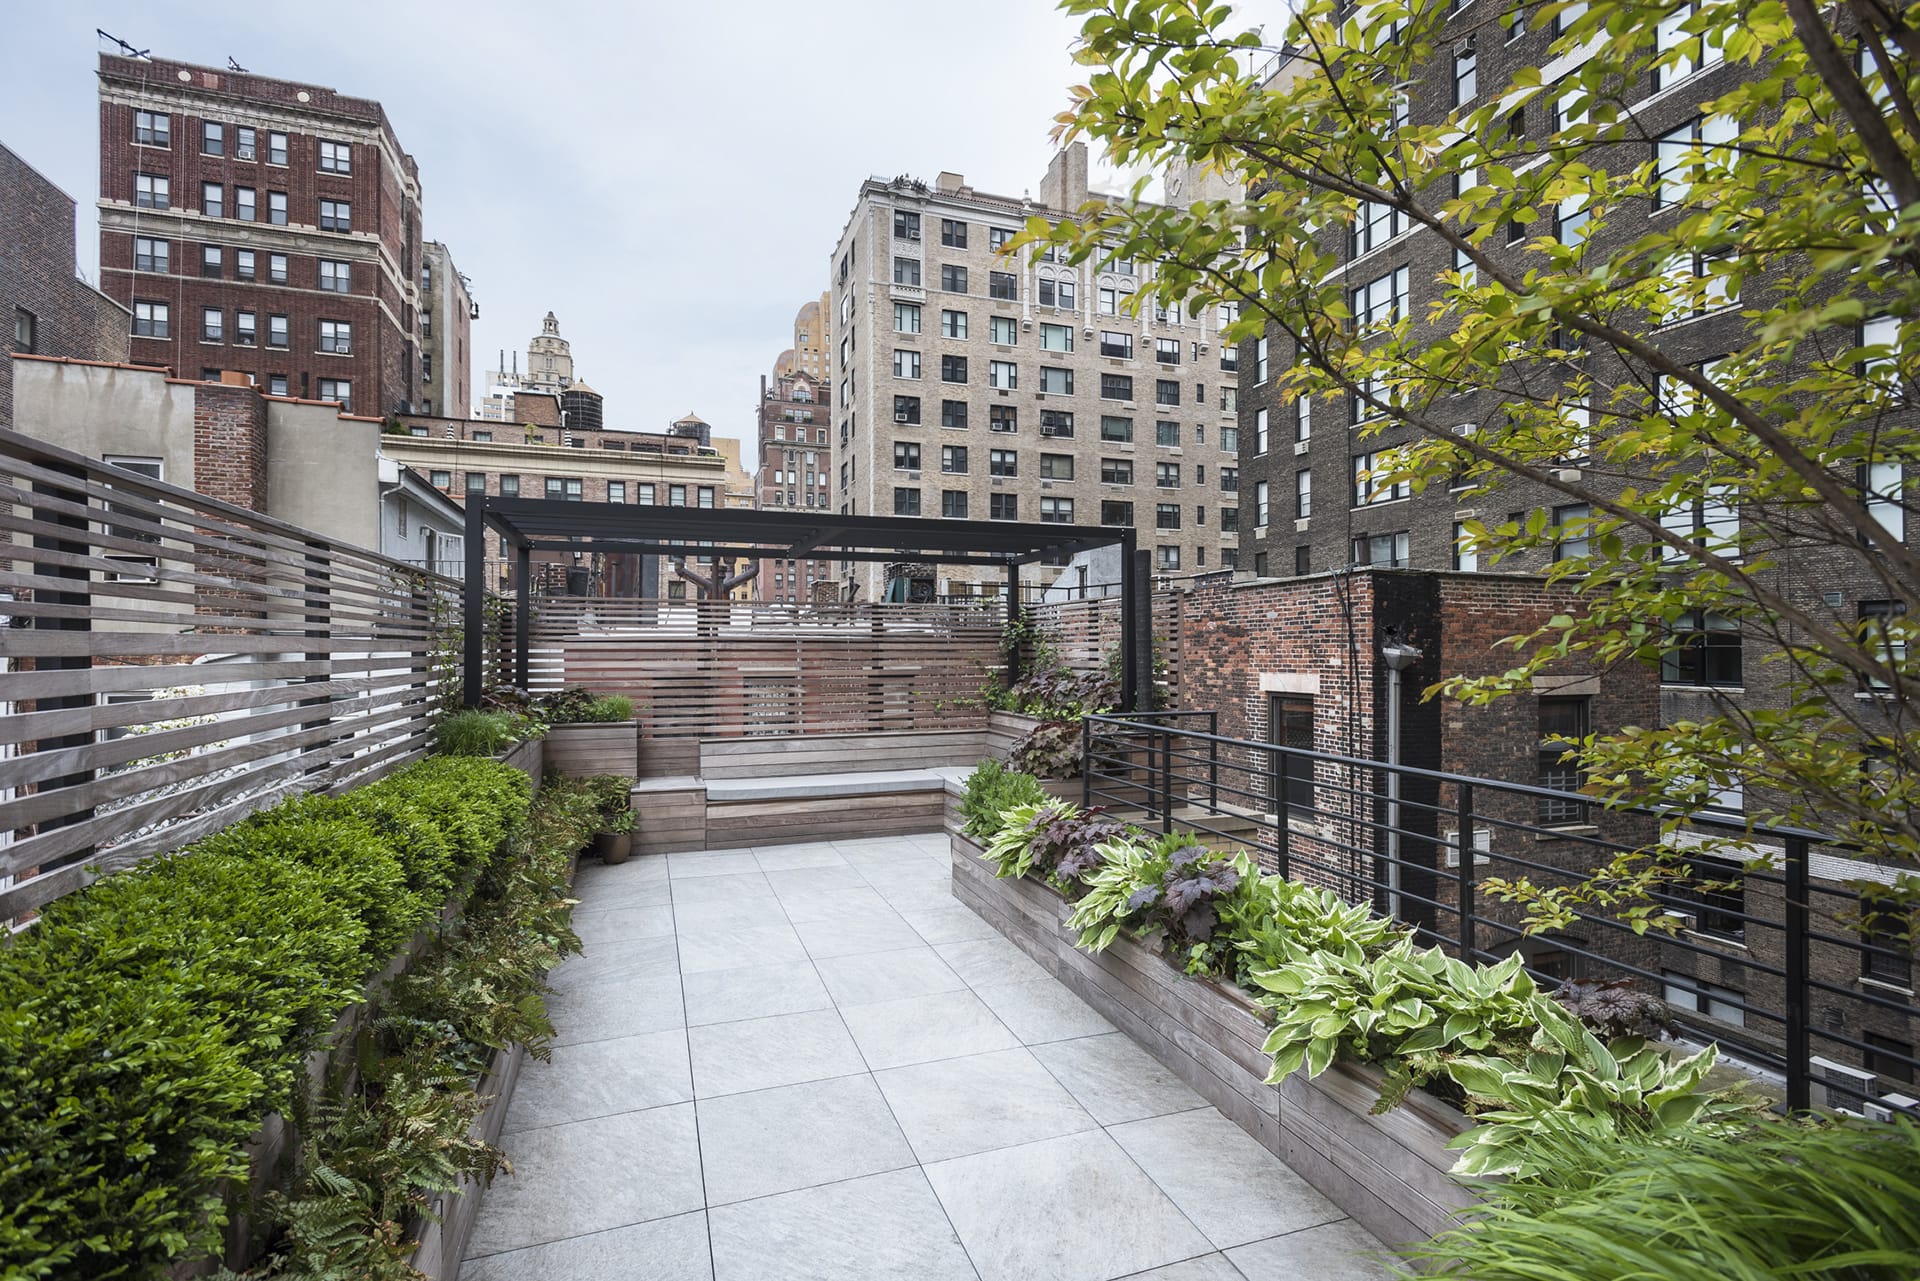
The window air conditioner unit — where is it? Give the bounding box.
[1022,317,1034,329]
[1809,1056,1880,1112]
[1293,440,1311,455]
[894,412,911,423]
[1442,828,1491,868]
[1866,1093,1920,1122]
[1041,480,1054,490]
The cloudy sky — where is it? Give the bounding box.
[1,0,1106,456]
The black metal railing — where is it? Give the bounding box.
[1079,714,1920,1117]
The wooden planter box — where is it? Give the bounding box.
[406,1042,526,1280]
[499,735,545,782]
[987,710,1048,762]
[949,830,1475,1246]
[545,723,639,778]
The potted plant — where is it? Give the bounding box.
[585,774,635,864]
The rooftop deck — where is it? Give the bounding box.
[462,833,1396,1281]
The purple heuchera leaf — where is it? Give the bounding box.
[1126,884,1162,913]
[1178,901,1219,941]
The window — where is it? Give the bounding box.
[227,310,253,346]
[1156,545,1181,570]
[1038,277,1076,309]
[1155,379,1181,407]
[1099,286,1120,315]
[1267,694,1315,811]
[269,254,288,284]
[1156,337,1182,365]
[1254,481,1271,526]
[1101,500,1134,525]
[941,400,968,429]
[942,490,969,518]
[937,309,968,340]
[1040,409,1075,438]
[894,211,921,240]
[195,243,222,277]
[1254,336,1268,383]
[268,191,288,225]
[1654,0,1724,89]
[894,349,921,379]
[1220,467,1238,493]
[894,395,921,425]
[196,306,221,343]
[1101,456,1135,484]
[988,226,1014,250]
[235,249,255,280]
[134,109,169,147]
[131,236,168,273]
[989,271,1017,301]
[132,172,168,210]
[1101,415,1134,443]
[1553,502,1591,560]
[497,474,520,498]
[1659,488,1739,559]
[1156,462,1181,489]
[941,264,969,293]
[268,314,289,348]
[895,302,922,333]
[422,353,432,383]
[1860,600,1908,690]
[990,494,1018,520]
[316,379,351,412]
[319,259,351,293]
[1155,420,1180,447]
[1295,469,1313,519]
[894,487,922,516]
[132,300,170,338]
[466,473,489,496]
[1454,42,1478,105]
[1861,460,1907,545]
[1351,265,1411,328]
[894,257,922,286]
[1654,116,1736,210]
[268,374,288,396]
[942,354,969,383]
[1101,373,1134,401]
[235,187,256,222]
[1352,451,1410,505]
[197,120,224,156]
[1451,521,1478,571]
[201,182,225,218]
[989,449,1018,477]
[667,483,687,506]
[1860,892,1915,988]
[1101,330,1134,359]
[235,127,256,161]
[1040,496,1074,523]
[1555,195,1591,247]
[318,199,350,231]
[1351,530,1410,567]
[1866,1034,1915,1085]
[1352,200,1408,257]
[989,360,1018,389]
[942,445,969,473]
[318,139,351,173]
[1155,502,1182,530]
[1037,366,1073,395]
[268,132,289,165]
[894,441,922,470]
[319,319,351,354]
[989,315,1019,345]
[1677,856,1745,941]
[1040,453,1074,480]
[990,405,1018,433]
[1659,251,1738,320]
[1664,612,1742,686]
[1537,696,1590,824]
[1662,972,1747,1026]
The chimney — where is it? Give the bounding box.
[1038,142,1090,212]
[192,380,269,511]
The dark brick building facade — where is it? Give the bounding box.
[96,54,424,417]
[0,141,130,427]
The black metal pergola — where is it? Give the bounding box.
[462,498,1153,711]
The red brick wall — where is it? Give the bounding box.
[192,380,267,510]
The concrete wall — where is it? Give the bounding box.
[12,358,198,488]
[266,400,381,549]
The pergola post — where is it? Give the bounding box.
[513,542,531,688]
[462,497,486,709]
[1004,560,1022,686]
[1129,546,1154,713]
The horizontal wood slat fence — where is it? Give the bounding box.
[1030,590,1182,702]
[0,429,459,918]
[506,597,1006,743]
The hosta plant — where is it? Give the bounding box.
[982,802,1135,886]
[1066,833,1258,975]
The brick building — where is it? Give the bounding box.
[95,54,429,417]
[0,141,130,427]
[829,143,1243,600]
[418,241,473,419]
[752,370,833,602]
[774,292,831,382]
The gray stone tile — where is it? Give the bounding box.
[546,935,679,994]
[682,959,833,1026]
[547,971,685,1046]
[708,1167,978,1281]
[766,865,874,897]
[679,921,810,975]
[1110,1109,1345,1249]
[571,871,673,911]
[875,1046,1098,1163]
[1226,1221,1399,1281]
[841,841,941,868]
[839,989,1020,1071]
[669,869,778,905]
[901,903,1002,945]
[501,1030,692,1134]
[792,909,927,959]
[925,1129,1211,1281]
[465,1103,704,1257]
[973,978,1116,1045]
[934,936,1050,989]
[572,904,676,947]
[753,843,849,871]
[1030,1033,1208,1125]
[1117,1254,1245,1280]
[814,946,966,1007]
[696,1073,917,1204]
[778,885,895,922]
[462,1209,712,1280]
[669,849,761,879]
[687,1007,867,1097]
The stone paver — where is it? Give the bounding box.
[465,831,1399,1280]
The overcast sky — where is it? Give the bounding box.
[1,0,1105,456]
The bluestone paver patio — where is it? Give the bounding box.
[462,832,1402,1281]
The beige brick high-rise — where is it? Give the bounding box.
[828,142,1243,599]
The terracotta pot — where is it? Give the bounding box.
[594,831,632,864]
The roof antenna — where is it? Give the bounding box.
[226,56,248,72]
[96,29,151,59]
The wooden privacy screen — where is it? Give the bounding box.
[1031,591,1183,699]
[0,430,458,918]
[509,597,1006,741]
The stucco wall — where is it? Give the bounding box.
[11,358,197,488]
[266,402,381,551]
